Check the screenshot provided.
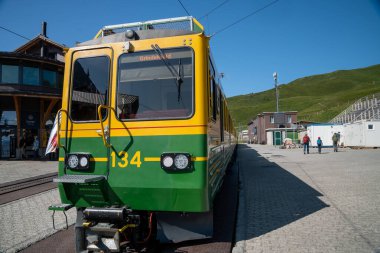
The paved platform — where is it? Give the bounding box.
[0,161,75,253]
[233,145,380,253]
[0,160,57,184]
[0,189,76,253]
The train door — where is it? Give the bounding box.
[63,48,112,178]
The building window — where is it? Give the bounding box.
[287,115,292,123]
[57,72,63,88]
[270,115,274,123]
[368,124,374,130]
[0,111,17,126]
[42,70,57,87]
[1,65,19,83]
[23,67,40,85]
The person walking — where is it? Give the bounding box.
[32,135,40,159]
[303,133,311,154]
[332,133,339,152]
[317,136,323,154]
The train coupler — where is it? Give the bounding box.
[77,207,153,252]
[48,203,74,230]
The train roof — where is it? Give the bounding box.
[78,16,204,47]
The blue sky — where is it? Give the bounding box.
[1,0,379,97]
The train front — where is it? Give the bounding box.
[53,17,211,252]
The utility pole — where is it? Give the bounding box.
[273,72,279,112]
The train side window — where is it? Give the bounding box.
[209,57,216,121]
[70,56,110,121]
[211,79,217,120]
[220,94,224,142]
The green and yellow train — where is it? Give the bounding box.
[52,16,237,252]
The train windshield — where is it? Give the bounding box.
[117,47,193,120]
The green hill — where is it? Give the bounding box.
[227,64,380,127]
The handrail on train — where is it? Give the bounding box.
[56,109,70,152]
[97,105,118,148]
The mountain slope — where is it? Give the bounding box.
[227,64,380,126]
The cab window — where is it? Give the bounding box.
[70,56,110,121]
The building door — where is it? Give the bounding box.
[273,131,282,145]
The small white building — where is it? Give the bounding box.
[266,128,298,146]
[306,124,344,147]
[306,121,380,148]
[343,120,380,147]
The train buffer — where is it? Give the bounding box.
[48,203,74,230]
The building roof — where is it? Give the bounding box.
[14,35,65,53]
[0,84,62,98]
[258,111,298,116]
[0,51,64,66]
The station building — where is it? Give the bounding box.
[248,111,298,145]
[0,24,65,159]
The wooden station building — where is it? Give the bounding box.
[0,23,65,158]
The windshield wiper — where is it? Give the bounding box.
[151,44,183,102]
[177,58,183,102]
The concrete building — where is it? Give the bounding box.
[248,111,298,145]
[0,23,65,159]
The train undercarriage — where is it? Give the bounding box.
[73,207,213,253]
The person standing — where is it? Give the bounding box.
[332,133,339,152]
[32,135,40,159]
[317,137,323,154]
[303,133,311,154]
[19,132,27,159]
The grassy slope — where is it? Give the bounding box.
[227,64,380,126]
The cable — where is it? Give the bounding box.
[211,0,280,37]
[177,0,191,16]
[0,26,31,41]
[199,0,230,20]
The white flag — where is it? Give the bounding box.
[45,113,60,155]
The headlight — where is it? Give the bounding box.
[162,156,174,168]
[80,156,89,167]
[65,153,91,170]
[67,155,79,169]
[174,154,189,169]
[161,153,192,172]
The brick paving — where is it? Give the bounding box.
[0,189,76,253]
[0,160,57,184]
[0,160,75,253]
[233,145,380,253]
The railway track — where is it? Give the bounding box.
[0,172,58,205]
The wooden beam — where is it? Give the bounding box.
[43,98,59,125]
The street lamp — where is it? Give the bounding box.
[273,72,279,112]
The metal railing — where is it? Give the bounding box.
[330,93,380,124]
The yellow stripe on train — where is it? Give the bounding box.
[58,125,207,138]
[59,157,208,162]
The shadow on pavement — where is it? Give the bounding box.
[239,144,329,240]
